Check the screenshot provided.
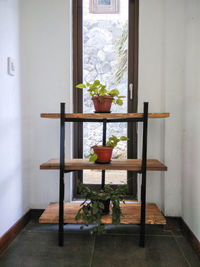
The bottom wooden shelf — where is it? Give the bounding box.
[39,202,166,225]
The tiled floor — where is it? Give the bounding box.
[0,219,199,267]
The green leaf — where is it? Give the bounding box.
[92,202,98,214]
[89,153,98,162]
[83,214,88,221]
[99,87,108,96]
[111,135,119,141]
[93,87,98,95]
[108,89,119,97]
[116,99,123,106]
[93,80,100,86]
[76,83,86,89]
[83,206,88,213]
[75,213,81,221]
[99,202,105,209]
[120,136,129,141]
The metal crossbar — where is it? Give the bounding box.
[64,118,143,123]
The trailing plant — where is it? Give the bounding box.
[88,135,129,162]
[76,80,126,106]
[75,183,128,234]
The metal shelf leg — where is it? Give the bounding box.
[101,120,107,189]
[139,172,146,247]
[58,103,65,246]
[139,102,148,247]
[59,173,64,246]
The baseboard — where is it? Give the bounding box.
[0,210,31,255]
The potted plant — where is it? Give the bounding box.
[76,80,125,112]
[88,135,129,164]
[75,183,128,234]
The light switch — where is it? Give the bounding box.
[7,57,16,76]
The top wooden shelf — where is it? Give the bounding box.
[40,113,170,119]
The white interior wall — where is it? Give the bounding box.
[139,0,166,212]
[0,0,29,237]
[162,0,185,216]
[20,0,72,208]
[139,0,184,216]
[182,0,200,241]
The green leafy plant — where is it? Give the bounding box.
[106,135,129,148]
[76,80,126,106]
[89,135,129,162]
[75,183,128,234]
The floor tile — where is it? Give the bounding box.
[92,235,189,267]
[0,231,94,267]
[174,236,200,267]
[105,224,172,236]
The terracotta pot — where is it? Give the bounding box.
[92,96,113,112]
[93,146,113,163]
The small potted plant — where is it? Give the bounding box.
[89,135,129,164]
[75,183,128,234]
[76,80,125,112]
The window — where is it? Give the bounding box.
[89,0,120,14]
[73,0,139,199]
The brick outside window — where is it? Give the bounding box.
[89,0,120,14]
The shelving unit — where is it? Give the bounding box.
[40,102,169,247]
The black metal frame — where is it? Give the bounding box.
[59,103,65,246]
[58,102,148,247]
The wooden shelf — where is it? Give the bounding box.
[40,158,167,171]
[39,202,166,225]
[41,113,170,119]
